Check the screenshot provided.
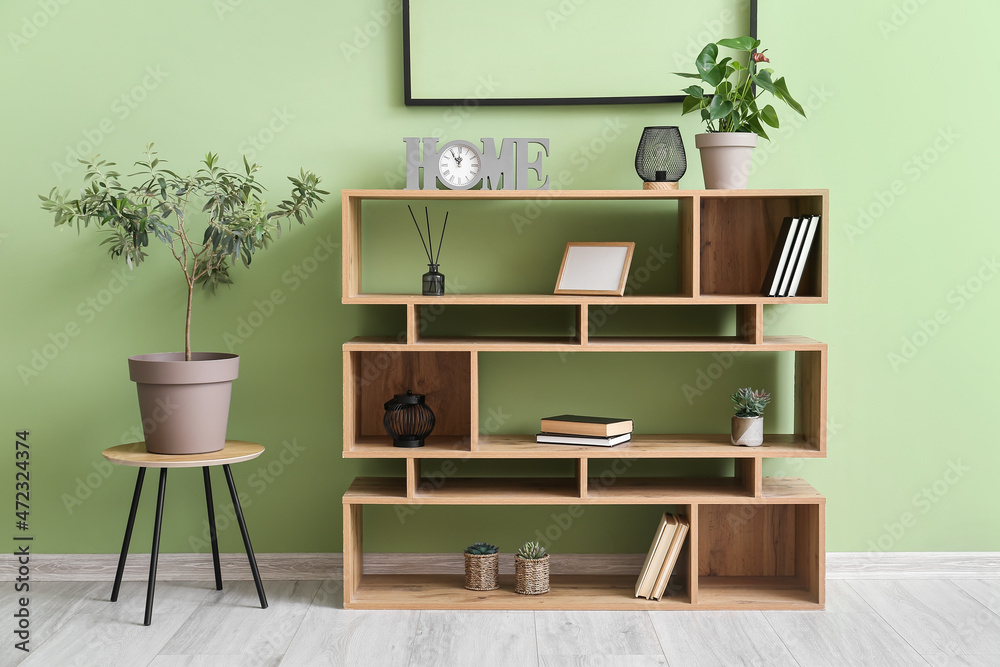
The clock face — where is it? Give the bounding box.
[437,141,482,189]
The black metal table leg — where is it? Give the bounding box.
[111,467,146,602]
[144,468,168,626]
[223,464,268,609]
[203,467,223,591]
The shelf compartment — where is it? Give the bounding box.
[698,502,824,607]
[345,574,692,610]
[699,194,827,298]
[344,349,474,453]
[343,475,821,505]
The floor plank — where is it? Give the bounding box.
[922,656,1000,667]
[159,580,321,657]
[149,657,281,666]
[848,580,1000,655]
[408,609,537,667]
[540,657,667,667]
[279,580,418,666]
[953,580,1000,616]
[649,610,797,666]
[764,581,927,667]
[535,611,664,665]
[20,612,191,666]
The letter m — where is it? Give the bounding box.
[480,138,515,190]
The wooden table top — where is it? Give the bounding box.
[102,440,265,468]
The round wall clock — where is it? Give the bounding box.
[435,140,482,190]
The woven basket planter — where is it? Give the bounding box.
[464,552,500,591]
[514,554,550,595]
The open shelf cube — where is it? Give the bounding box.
[699,193,827,299]
[698,502,824,608]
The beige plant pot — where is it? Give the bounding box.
[128,353,240,455]
[695,132,758,189]
[731,415,764,447]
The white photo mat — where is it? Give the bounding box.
[554,242,635,296]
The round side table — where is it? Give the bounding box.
[102,440,268,626]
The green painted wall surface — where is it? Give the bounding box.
[0,0,996,557]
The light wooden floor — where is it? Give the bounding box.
[2,578,998,666]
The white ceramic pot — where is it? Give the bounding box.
[695,132,758,189]
[128,353,239,454]
[731,415,764,447]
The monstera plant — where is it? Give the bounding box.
[40,145,327,454]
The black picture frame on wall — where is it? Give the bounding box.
[403,0,758,107]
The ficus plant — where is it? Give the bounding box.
[39,145,327,360]
[731,387,772,418]
[677,36,805,139]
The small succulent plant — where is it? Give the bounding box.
[464,542,499,555]
[516,541,547,560]
[731,387,771,418]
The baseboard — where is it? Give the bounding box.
[826,552,1000,579]
[3,552,998,582]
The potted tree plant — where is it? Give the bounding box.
[39,145,327,454]
[677,37,806,189]
[514,541,549,595]
[730,387,772,447]
[463,542,500,591]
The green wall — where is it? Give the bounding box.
[1,0,996,557]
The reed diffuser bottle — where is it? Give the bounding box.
[408,205,449,296]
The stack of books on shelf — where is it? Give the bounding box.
[635,512,690,600]
[761,214,822,297]
[536,415,633,447]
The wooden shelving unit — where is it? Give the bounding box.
[341,188,828,611]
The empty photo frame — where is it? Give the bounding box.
[554,242,635,296]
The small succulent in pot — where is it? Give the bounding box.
[731,387,771,447]
[463,542,500,591]
[516,541,547,560]
[465,542,499,556]
[514,541,550,595]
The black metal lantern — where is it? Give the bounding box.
[383,390,436,448]
[635,126,687,190]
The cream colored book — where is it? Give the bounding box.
[634,513,677,598]
[651,516,690,601]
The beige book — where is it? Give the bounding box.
[651,516,690,600]
[634,513,677,598]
